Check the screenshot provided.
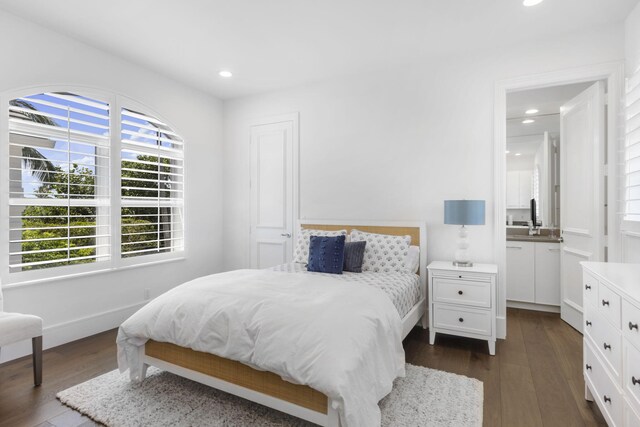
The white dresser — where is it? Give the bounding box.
[427,261,497,355]
[581,262,640,426]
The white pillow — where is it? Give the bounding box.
[404,245,420,274]
[350,229,411,273]
[293,227,347,263]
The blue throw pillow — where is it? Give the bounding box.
[343,241,367,273]
[307,235,346,274]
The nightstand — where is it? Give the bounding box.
[427,261,498,355]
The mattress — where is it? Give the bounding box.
[270,262,421,318]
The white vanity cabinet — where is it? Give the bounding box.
[506,242,535,302]
[506,240,560,307]
[581,262,640,427]
[506,170,532,208]
[534,242,561,305]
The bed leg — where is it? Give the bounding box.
[327,399,340,427]
[141,363,149,380]
[420,312,428,329]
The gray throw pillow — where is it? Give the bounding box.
[343,241,367,273]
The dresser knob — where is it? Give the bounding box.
[603,342,611,350]
[585,284,591,290]
[458,290,463,295]
[633,376,640,386]
[603,395,611,404]
[585,320,592,327]
[585,364,592,371]
[630,322,639,331]
[602,299,609,306]
[458,275,462,278]
[458,317,464,323]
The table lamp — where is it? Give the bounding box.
[444,200,485,267]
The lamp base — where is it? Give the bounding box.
[452,261,474,267]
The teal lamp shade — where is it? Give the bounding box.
[444,200,485,226]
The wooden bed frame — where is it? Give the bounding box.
[139,220,428,427]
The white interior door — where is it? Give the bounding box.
[560,81,605,332]
[250,116,297,269]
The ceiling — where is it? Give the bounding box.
[506,81,593,140]
[0,0,636,99]
[506,81,597,161]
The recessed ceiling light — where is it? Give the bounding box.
[506,150,510,154]
[515,153,522,156]
[219,70,233,78]
[525,109,538,115]
[522,119,535,124]
[523,0,543,6]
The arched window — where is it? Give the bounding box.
[5,90,184,283]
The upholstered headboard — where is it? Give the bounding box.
[298,220,428,298]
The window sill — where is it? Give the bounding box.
[2,256,186,289]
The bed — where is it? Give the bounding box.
[117,221,427,427]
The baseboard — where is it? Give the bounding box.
[0,301,147,364]
[507,300,561,313]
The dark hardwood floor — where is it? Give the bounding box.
[0,308,606,427]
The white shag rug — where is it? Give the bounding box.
[57,364,483,427]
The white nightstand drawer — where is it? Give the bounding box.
[432,278,491,308]
[433,304,492,336]
[584,271,599,308]
[624,341,640,410]
[623,300,640,351]
[584,308,622,381]
[599,281,622,329]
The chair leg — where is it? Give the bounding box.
[32,336,42,386]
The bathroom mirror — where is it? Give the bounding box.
[505,132,557,227]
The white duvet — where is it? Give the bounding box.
[117,269,405,427]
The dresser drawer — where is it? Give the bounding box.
[623,300,640,351]
[584,340,624,427]
[599,281,622,329]
[432,278,491,308]
[584,271,599,308]
[624,341,640,411]
[625,397,640,427]
[432,304,491,336]
[584,308,622,381]
[584,338,600,385]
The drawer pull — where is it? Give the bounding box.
[585,320,592,327]
[458,317,464,323]
[585,364,592,371]
[458,275,462,278]
[630,322,639,331]
[633,376,640,386]
[585,284,591,290]
[603,342,611,350]
[458,290,463,295]
[602,299,609,306]
[603,395,611,404]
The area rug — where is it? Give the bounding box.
[57,364,483,427]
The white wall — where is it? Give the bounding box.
[223,24,625,334]
[623,3,640,262]
[0,10,224,362]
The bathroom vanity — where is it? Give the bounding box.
[506,227,562,311]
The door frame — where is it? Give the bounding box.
[493,62,624,339]
[248,112,300,265]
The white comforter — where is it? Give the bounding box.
[117,269,405,427]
